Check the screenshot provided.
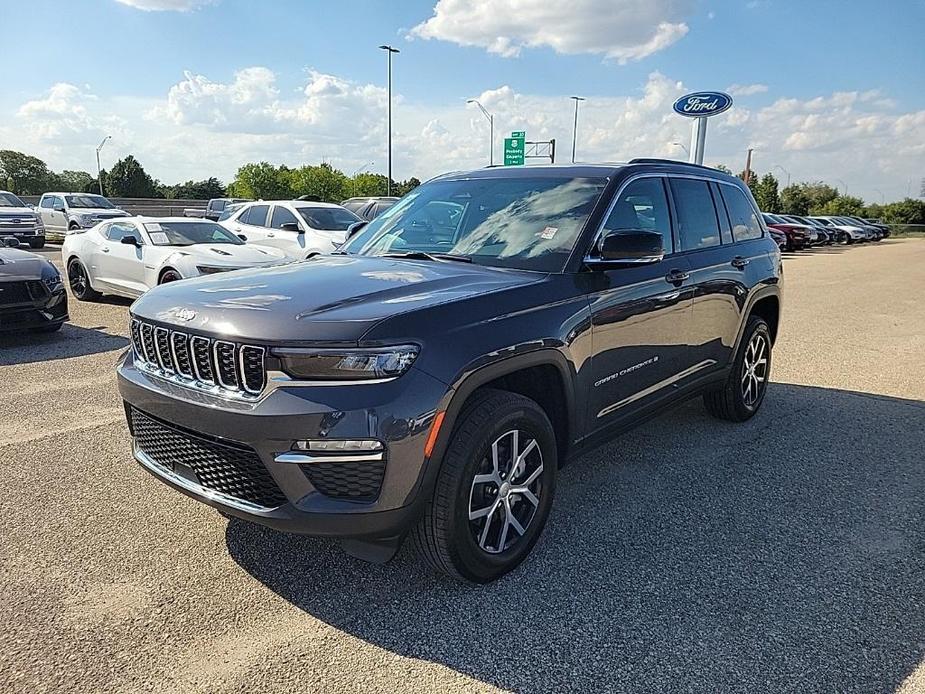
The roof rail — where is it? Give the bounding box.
[628,157,725,173]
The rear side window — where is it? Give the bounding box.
[270,205,300,229]
[670,178,721,251]
[242,204,269,227]
[601,177,673,254]
[721,185,763,242]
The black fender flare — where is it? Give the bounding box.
[731,285,781,358]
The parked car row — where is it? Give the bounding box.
[761,212,889,251]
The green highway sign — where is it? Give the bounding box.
[503,137,525,166]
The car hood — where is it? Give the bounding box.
[0,206,37,217]
[166,243,286,265]
[130,254,542,342]
[71,208,129,217]
[0,247,48,280]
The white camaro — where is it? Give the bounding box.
[61,216,288,301]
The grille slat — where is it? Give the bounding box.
[129,318,266,398]
[131,408,286,508]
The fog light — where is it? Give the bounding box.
[293,439,383,452]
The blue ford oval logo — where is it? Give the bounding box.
[672,91,733,118]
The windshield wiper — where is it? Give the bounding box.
[382,251,472,263]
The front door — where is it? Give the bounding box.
[95,221,147,295]
[40,196,67,235]
[585,176,695,432]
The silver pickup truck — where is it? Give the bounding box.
[183,198,250,221]
[0,191,45,248]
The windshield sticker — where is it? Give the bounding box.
[537,226,558,240]
[148,232,169,245]
[144,222,163,232]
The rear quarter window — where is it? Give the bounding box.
[720,185,763,242]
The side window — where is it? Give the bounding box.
[106,222,140,242]
[711,183,734,244]
[40,196,55,209]
[270,205,300,229]
[720,184,763,241]
[244,204,269,227]
[601,177,673,254]
[211,200,226,212]
[670,178,721,251]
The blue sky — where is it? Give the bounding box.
[1,0,923,200]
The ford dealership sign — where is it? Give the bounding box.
[672,91,733,118]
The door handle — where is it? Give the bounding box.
[665,269,690,284]
[101,247,110,253]
[267,232,275,237]
[731,256,750,269]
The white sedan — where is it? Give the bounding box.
[61,216,288,301]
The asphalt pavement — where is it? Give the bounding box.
[1,240,923,693]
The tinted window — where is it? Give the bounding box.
[0,192,26,207]
[344,176,608,272]
[142,221,243,246]
[342,200,366,212]
[64,194,114,209]
[601,177,672,254]
[211,200,226,212]
[298,206,361,231]
[720,185,763,241]
[270,205,300,229]
[242,204,269,227]
[106,222,140,242]
[670,179,721,250]
[40,196,55,209]
[372,200,396,218]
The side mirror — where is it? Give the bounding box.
[120,235,140,247]
[53,204,66,213]
[347,220,368,239]
[588,229,664,267]
[237,234,247,242]
[280,222,302,234]
[2,236,19,248]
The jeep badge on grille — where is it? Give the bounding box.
[173,308,197,322]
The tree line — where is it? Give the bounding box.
[714,164,925,225]
[0,149,419,203]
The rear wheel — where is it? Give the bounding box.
[411,389,557,583]
[704,316,772,422]
[67,258,101,301]
[159,269,182,284]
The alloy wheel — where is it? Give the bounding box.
[160,271,181,284]
[468,429,544,555]
[68,261,87,296]
[741,332,769,409]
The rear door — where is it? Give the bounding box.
[232,204,272,246]
[586,175,695,432]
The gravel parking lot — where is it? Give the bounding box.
[2,240,923,693]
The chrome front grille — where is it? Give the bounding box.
[130,319,266,398]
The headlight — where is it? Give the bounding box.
[78,214,97,225]
[41,266,63,291]
[33,217,44,231]
[274,345,419,381]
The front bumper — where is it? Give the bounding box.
[0,285,67,331]
[117,352,449,540]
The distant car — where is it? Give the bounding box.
[767,226,787,250]
[862,217,891,238]
[183,198,251,221]
[37,192,130,242]
[761,213,811,250]
[0,190,46,248]
[0,238,68,332]
[341,196,399,221]
[220,200,361,259]
[782,215,834,245]
[809,216,867,244]
[843,216,884,241]
[62,217,287,301]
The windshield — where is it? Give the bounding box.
[298,206,361,231]
[65,194,115,209]
[143,221,244,246]
[217,203,244,222]
[0,192,28,207]
[341,176,608,272]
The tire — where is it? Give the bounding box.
[703,316,772,422]
[30,322,63,333]
[28,239,45,249]
[159,269,182,284]
[411,389,557,583]
[844,234,853,245]
[67,258,101,301]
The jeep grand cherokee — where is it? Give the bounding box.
[117,160,782,583]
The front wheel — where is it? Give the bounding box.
[29,239,45,249]
[703,316,772,422]
[411,389,557,583]
[158,269,183,284]
[67,258,101,301]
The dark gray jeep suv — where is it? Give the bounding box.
[118,160,782,582]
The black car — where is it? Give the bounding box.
[0,239,68,332]
[118,160,782,582]
[341,196,399,221]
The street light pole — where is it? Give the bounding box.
[466,99,494,166]
[570,96,585,163]
[774,164,791,187]
[671,141,689,158]
[836,179,848,195]
[353,161,374,197]
[379,45,400,196]
[96,135,111,196]
[873,188,885,203]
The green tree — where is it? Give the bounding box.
[288,163,350,203]
[350,172,390,197]
[818,195,865,216]
[738,169,759,196]
[753,173,781,212]
[801,182,839,214]
[106,155,157,197]
[875,198,925,225]
[228,162,293,199]
[0,150,56,194]
[780,184,811,215]
[160,177,227,199]
[56,170,95,193]
[713,164,733,175]
[394,177,421,197]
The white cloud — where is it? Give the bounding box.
[3,70,923,202]
[409,0,691,63]
[114,0,216,11]
[726,83,768,97]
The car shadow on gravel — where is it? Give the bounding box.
[0,322,128,365]
[226,383,925,694]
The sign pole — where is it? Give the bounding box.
[673,91,732,167]
[691,117,707,165]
